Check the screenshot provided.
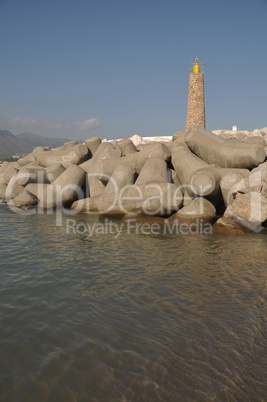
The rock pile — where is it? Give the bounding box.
[1,125,267,234]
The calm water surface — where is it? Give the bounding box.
[0,206,267,402]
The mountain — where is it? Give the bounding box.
[17,132,72,149]
[0,130,74,160]
[0,130,32,159]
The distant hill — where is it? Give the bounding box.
[17,132,71,149]
[0,130,32,159]
[0,130,74,160]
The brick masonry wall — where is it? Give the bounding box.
[186,73,206,130]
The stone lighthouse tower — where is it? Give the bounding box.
[186,57,206,130]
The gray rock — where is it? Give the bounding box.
[224,192,267,232]
[213,216,252,234]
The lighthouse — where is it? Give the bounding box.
[185,57,206,130]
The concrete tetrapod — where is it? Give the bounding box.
[80,143,170,197]
[25,164,86,209]
[171,145,208,193]
[72,183,183,216]
[31,146,47,157]
[105,164,135,194]
[127,182,181,215]
[79,142,122,173]
[87,173,106,197]
[116,138,137,156]
[79,146,116,198]
[54,141,78,152]
[220,171,248,207]
[81,143,171,186]
[167,197,216,226]
[171,146,252,205]
[1,162,20,184]
[46,163,66,183]
[190,167,250,205]
[16,147,46,168]
[84,136,101,157]
[7,190,38,208]
[84,157,137,198]
[0,161,10,172]
[37,144,89,167]
[5,181,25,200]
[44,164,86,209]
[243,136,266,147]
[16,165,49,186]
[94,158,137,181]
[17,153,37,167]
[80,149,121,198]
[0,183,7,199]
[135,157,168,185]
[133,143,171,173]
[185,125,265,169]
[189,167,222,203]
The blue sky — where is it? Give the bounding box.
[0,0,266,140]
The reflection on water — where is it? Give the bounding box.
[0,206,267,401]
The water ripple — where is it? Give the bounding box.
[1,207,267,401]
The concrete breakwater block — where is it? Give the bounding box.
[7,190,38,208]
[167,197,216,226]
[46,163,66,183]
[37,144,89,167]
[23,165,86,209]
[135,157,168,185]
[171,145,208,186]
[116,138,137,156]
[5,181,25,200]
[104,164,135,194]
[1,162,20,184]
[72,183,183,216]
[0,183,7,199]
[220,171,247,207]
[16,165,49,186]
[185,125,265,169]
[17,153,37,167]
[84,136,101,157]
[80,142,122,173]
[189,167,222,202]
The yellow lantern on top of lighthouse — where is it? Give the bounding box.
[189,57,205,74]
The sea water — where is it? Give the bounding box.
[0,205,267,401]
